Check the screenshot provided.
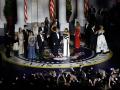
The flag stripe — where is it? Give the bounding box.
[49,0,55,20]
[24,0,28,23]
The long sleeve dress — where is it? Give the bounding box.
[28,35,36,60]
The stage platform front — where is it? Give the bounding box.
[0,46,112,69]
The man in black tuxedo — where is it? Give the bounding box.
[37,31,44,59]
[23,25,29,58]
[50,25,61,57]
[85,22,91,48]
[4,32,11,57]
[89,25,97,51]
[39,22,50,48]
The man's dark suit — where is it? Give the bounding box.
[50,31,61,56]
[39,27,45,33]
[37,34,44,58]
[23,30,28,58]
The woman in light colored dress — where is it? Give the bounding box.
[63,28,70,57]
[96,25,109,53]
[13,32,19,56]
[18,27,24,55]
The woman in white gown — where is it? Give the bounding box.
[63,28,70,57]
[18,27,24,55]
[96,25,109,53]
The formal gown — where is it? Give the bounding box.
[96,30,109,53]
[75,26,80,49]
[18,32,24,55]
[28,35,36,60]
[63,32,70,57]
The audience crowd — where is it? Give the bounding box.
[0,66,120,89]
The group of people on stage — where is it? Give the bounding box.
[12,18,82,61]
[12,17,71,61]
[11,11,110,61]
[85,23,109,54]
[84,6,110,54]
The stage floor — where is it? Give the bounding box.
[0,47,112,68]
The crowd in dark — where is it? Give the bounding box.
[0,63,120,89]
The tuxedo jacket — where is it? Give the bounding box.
[50,31,61,46]
[23,30,28,43]
[37,34,44,47]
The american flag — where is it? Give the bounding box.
[24,0,28,23]
[84,0,89,18]
[49,0,55,20]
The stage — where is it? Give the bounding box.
[0,46,112,69]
